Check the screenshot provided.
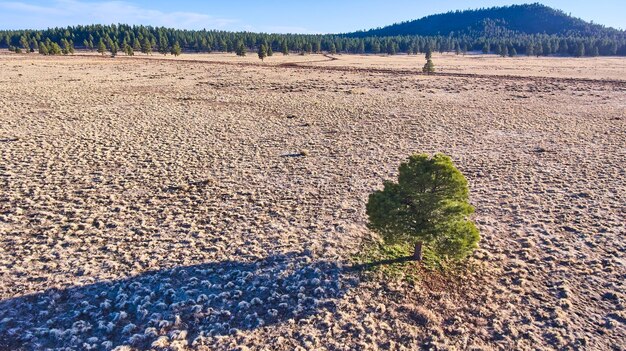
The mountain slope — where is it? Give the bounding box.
[347,3,621,38]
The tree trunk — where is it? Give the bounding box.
[413,242,423,261]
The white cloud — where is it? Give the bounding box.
[0,0,238,29]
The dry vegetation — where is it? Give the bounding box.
[0,51,625,350]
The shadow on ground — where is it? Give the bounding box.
[0,252,357,350]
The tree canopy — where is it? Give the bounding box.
[367,154,479,262]
[2,4,624,58]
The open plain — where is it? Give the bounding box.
[0,52,625,350]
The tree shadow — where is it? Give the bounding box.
[0,252,356,350]
[348,256,414,272]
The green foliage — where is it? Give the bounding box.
[97,39,106,55]
[422,58,435,73]
[49,42,62,55]
[133,38,141,52]
[257,44,267,61]
[171,41,181,56]
[1,7,624,59]
[329,42,336,54]
[19,36,29,51]
[281,41,289,55]
[235,41,246,56]
[366,154,479,262]
[60,38,71,55]
[576,42,585,57]
[38,42,48,55]
[141,37,152,55]
[158,35,169,55]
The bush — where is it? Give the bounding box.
[366,153,479,263]
[423,59,435,73]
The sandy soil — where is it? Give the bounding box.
[68,51,626,81]
[0,51,625,350]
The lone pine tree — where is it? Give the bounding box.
[236,42,246,56]
[258,44,267,61]
[97,39,106,55]
[142,38,152,55]
[366,154,479,262]
[171,42,181,56]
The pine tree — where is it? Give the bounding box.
[592,46,599,57]
[509,47,517,57]
[501,45,508,57]
[357,40,365,54]
[133,38,141,52]
[329,42,336,54]
[386,41,396,55]
[576,42,585,57]
[97,39,106,55]
[425,46,432,60]
[423,58,435,73]
[49,42,62,55]
[110,40,119,56]
[60,39,70,55]
[267,45,273,56]
[159,35,169,55]
[171,42,181,56]
[534,42,543,57]
[281,41,289,55]
[372,41,381,54]
[257,44,267,61]
[38,41,48,55]
[482,42,489,54]
[367,154,479,262]
[236,41,246,56]
[142,37,152,55]
[20,36,29,52]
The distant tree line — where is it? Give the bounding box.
[1,23,625,57]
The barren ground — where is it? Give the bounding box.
[0,52,625,350]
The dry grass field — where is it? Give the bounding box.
[0,51,625,350]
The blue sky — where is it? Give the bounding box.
[0,0,624,32]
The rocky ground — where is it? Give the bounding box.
[0,52,624,350]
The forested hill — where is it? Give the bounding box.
[1,3,625,57]
[348,3,622,38]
